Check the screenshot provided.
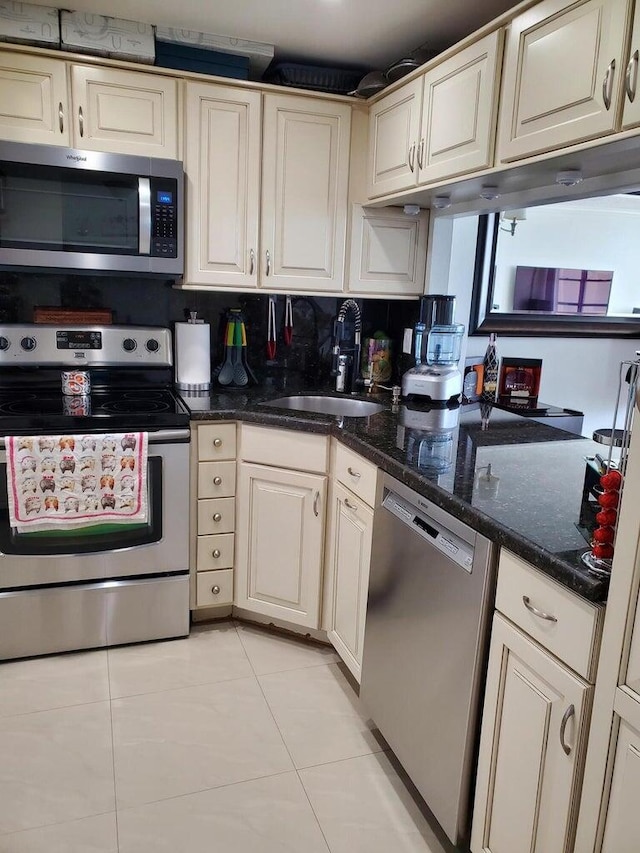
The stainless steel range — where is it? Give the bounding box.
[0,324,190,660]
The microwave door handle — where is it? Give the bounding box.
[138,177,151,255]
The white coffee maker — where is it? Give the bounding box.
[401,295,465,403]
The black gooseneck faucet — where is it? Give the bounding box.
[330,299,362,393]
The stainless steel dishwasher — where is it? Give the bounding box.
[360,473,496,848]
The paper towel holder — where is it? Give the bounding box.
[175,313,211,391]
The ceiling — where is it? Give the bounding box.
[52,0,521,71]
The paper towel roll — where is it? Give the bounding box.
[175,322,211,390]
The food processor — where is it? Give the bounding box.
[401,295,465,403]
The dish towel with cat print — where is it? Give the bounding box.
[5,433,148,532]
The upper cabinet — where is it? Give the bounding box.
[367,30,502,198]
[260,94,351,292]
[0,50,178,158]
[497,0,632,162]
[622,0,640,129]
[184,83,261,288]
[184,87,351,292]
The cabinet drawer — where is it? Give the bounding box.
[240,424,329,473]
[197,498,235,535]
[496,550,603,680]
[197,423,236,461]
[196,533,234,571]
[198,460,236,498]
[333,442,378,507]
[196,569,233,607]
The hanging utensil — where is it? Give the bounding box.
[217,317,236,386]
[284,295,293,346]
[267,296,277,360]
[240,318,258,384]
[233,317,248,386]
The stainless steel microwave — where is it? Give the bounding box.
[0,140,183,276]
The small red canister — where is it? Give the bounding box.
[61,371,91,396]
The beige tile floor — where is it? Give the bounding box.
[0,620,456,853]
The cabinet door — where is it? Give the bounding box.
[323,481,373,682]
[601,714,640,852]
[261,94,351,292]
[367,78,422,198]
[418,30,502,184]
[0,52,69,145]
[471,614,591,853]
[70,65,178,158]
[184,83,261,288]
[497,0,631,162]
[622,3,640,129]
[347,204,428,296]
[235,462,326,628]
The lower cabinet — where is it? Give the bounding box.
[600,715,640,851]
[323,479,374,681]
[471,613,591,853]
[234,424,329,629]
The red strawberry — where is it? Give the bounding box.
[592,543,614,560]
[595,509,617,527]
[600,470,623,491]
[598,491,620,509]
[593,526,615,544]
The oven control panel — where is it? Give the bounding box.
[0,325,173,367]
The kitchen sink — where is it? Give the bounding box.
[263,395,386,417]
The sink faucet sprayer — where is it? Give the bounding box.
[331,299,362,393]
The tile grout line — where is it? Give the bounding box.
[106,650,121,853]
[234,621,334,853]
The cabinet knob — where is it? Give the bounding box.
[211,585,221,595]
[213,476,222,485]
[213,438,223,448]
[213,513,222,522]
[212,549,221,558]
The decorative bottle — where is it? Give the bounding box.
[482,333,498,401]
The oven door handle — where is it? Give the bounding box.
[138,177,151,256]
[0,429,190,452]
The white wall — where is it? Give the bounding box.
[493,196,640,315]
[447,215,637,438]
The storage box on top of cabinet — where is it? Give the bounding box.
[0,2,59,47]
[60,11,155,63]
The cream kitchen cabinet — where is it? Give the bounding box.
[234,425,329,629]
[184,84,351,293]
[367,30,501,199]
[622,1,640,130]
[497,0,631,162]
[0,50,178,157]
[472,550,603,853]
[471,613,591,853]
[322,442,378,681]
[347,204,429,296]
[184,83,261,288]
[191,422,237,609]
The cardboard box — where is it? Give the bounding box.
[155,41,249,79]
[0,2,59,47]
[156,27,273,79]
[60,11,154,64]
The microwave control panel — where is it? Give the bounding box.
[150,179,178,258]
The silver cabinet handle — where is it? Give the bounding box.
[522,595,558,623]
[249,248,255,275]
[417,137,425,169]
[213,476,222,486]
[344,498,358,511]
[213,438,223,448]
[58,101,64,134]
[213,513,222,522]
[626,49,639,103]
[313,491,320,517]
[78,105,84,137]
[408,142,416,173]
[603,59,616,111]
[265,249,271,276]
[347,467,361,478]
[211,585,221,595]
[560,704,575,755]
[212,549,221,558]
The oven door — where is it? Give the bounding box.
[0,431,189,590]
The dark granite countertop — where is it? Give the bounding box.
[181,383,609,604]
